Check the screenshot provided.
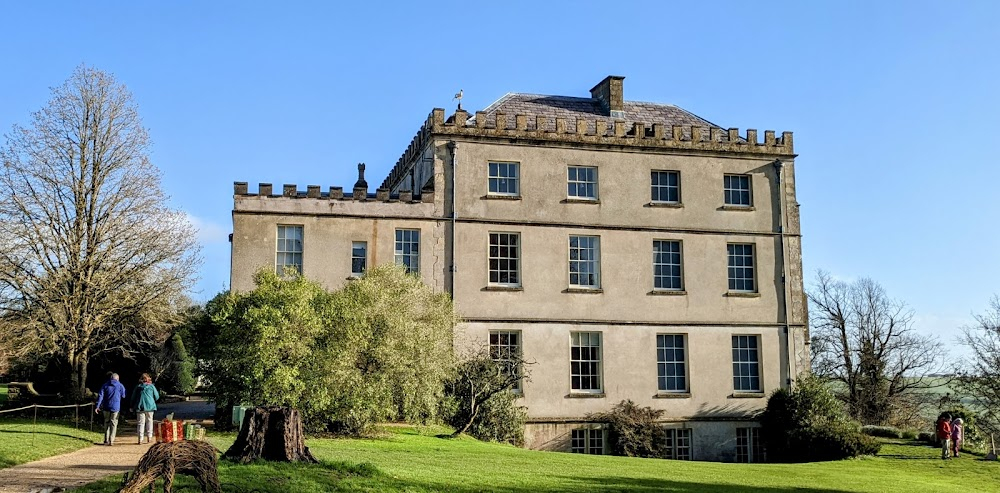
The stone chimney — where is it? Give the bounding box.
[353,163,368,200]
[590,75,625,119]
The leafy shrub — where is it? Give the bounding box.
[861,425,902,439]
[900,429,917,440]
[589,400,666,458]
[917,431,933,443]
[760,375,881,462]
[163,333,196,394]
[205,265,456,435]
[463,390,527,446]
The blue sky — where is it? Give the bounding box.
[2,1,997,348]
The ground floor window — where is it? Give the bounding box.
[664,428,692,460]
[571,428,604,455]
[736,427,764,463]
[489,330,522,392]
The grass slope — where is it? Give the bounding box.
[77,426,1000,493]
[0,419,103,468]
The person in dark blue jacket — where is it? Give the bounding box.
[95,372,126,446]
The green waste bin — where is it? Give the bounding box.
[232,405,253,431]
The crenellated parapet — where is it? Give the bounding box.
[428,108,793,155]
[380,107,794,191]
[232,182,433,204]
[379,126,433,191]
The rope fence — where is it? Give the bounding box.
[0,402,96,446]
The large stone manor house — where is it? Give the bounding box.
[229,75,809,462]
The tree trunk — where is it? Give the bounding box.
[223,407,316,464]
[68,353,88,403]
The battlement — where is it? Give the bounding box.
[233,182,432,204]
[380,107,794,191]
[380,126,433,191]
[428,108,793,154]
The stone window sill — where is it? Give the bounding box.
[730,392,766,399]
[482,285,524,292]
[561,198,601,204]
[726,291,761,298]
[566,393,606,399]
[563,288,604,294]
[720,205,756,211]
[646,202,683,208]
[481,194,522,201]
[653,392,691,399]
[649,290,686,296]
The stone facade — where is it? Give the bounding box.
[230,76,808,462]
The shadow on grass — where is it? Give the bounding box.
[0,429,95,443]
[878,453,942,461]
[533,475,855,493]
[74,459,861,493]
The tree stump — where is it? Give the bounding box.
[223,406,317,463]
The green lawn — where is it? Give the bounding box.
[0,419,103,468]
[76,426,1000,493]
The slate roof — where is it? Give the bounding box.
[468,93,730,140]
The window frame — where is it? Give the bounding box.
[736,427,764,463]
[664,428,692,460]
[656,334,689,393]
[727,243,756,293]
[732,335,762,393]
[487,161,520,197]
[394,229,421,274]
[489,330,523,393]
[488,232,521,288]
[651,170,681,204]
[570,427,605,455]
[570,331,603,393]
[275,225,304,276]
[568,235,601,289]
[567,165,599,200]
[351,241,367,278]
[723,173,753,207]
[653,239,684,292]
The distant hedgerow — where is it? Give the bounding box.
[861,425,902,439]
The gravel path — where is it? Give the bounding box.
[0,399,217,492]
[0,435,149,492]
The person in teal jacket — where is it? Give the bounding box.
[131,373,160,444]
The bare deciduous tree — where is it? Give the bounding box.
[957,296,1000,436]
[0,66,200,400]
[808,270,946,426]
[0,317,32,376]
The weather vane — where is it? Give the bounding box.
[454,89,463,111]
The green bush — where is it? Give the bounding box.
[760,375,881,462]
[205,265,456,435]
[900,429,917,440]
[917,431,933,443]
[159,333,196,395]
[861,425,902,439]
[463,390,526,446]
[589,400,666,458]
